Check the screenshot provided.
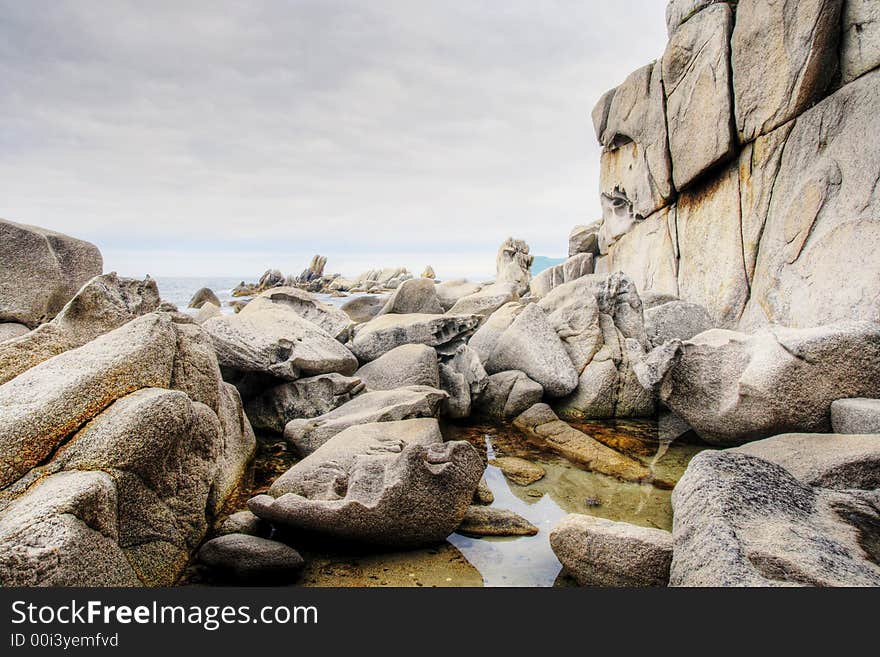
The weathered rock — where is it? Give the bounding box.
[284,386,447,456]
[231,281,259,297]
[597,61,673,231]
[217,510,271,538]
[0,273,161,385]
[831,398,880,435]
[740,70,880,329]
[435,279,482,311]
[474,370,544,420]
[0,219,103,329]
[468,301,526,364]
[481,304,577,398]
[568,222,601,258]
[676,162,749,327]
[633,322,880,446]
[244,373,365,434]
[842,0,880,84]
[550,514,672,587]
[204,305,357,381]
[530,254,595,298]
[0,323,29,342]
[597,206,679,300]
[662,3,735,190]
[734,432,880,491]
[0,471,140,586]
[250,419,483,548]
[666,0,728,35]
[295,255,327,284]
[194,302,221,324]
[496,238,533,296]
[258,268,285,291]
[340,295,386,324]
[350,313,480,363]
[514,404,655,484]
[377,278,444,316]
[0,314,177,488]
[198,534,304,583]
[447,281,519,318]
[473,477,495,505]
[456,506,538,538]
[241,286,354,343]
[188,287,221,309]
[670,451,880,586]
[490,456,545,486]
[438,344,488,419]
[355,344,439,391]
[645,300,714,347]
[732,0,843,143]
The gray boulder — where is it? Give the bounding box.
[447,281,519,318]
[284,385,447,456]
[482,304,578,398]
[188,287,221,309]
[435,279,482,311]
[568,222,601,257]
[474,370,544,420]
[670,451,880,586]
[0,219,103,329]
[831,398,880,435]
[732,0,843,142]
[438,344,488,419]
[349,313,480,363]
[355,344,440,391]
[456,506,538,538]
[733,432,880,490]
[550,514,672,587]
[666,0,727,35]
[376,278,444,316]
[632,322,880,446]
[340,295,386,324]
[244,373,365,434]
[496,238,533,296]
[194,302,221,324]
[257,269,285,291]
[644,300,714,347]
[240,286,353,343]
[204,305,358,381]
[250,419,483,548]
[217,510,271,538]
[198,534,304,583]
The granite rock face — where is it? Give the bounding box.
[496,238,533,296]
[376,278,444,316]
[355,344,440,391]
[530,254,595,298]
[474,370,544,420]
[671,451,880,587]
[197,534,304,584]
[841,0,880,84]
[831,398,880,435]
[350,313,480,363]
[240,286,354,343]
[0,219,103,329]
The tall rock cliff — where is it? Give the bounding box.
[588,0,880,330]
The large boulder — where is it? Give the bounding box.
[481,304,578,398]
[670,451,880,586]
[240,286,354,343]
[495,238,533,296]
[732,0,843,143]
[644,300,714,347]
[0,273,161,385]
[733,432,880,491]
[244,373,365,434]
[349,313,480,363]
[188,287,221,309]
[435,279,482,311]
[447,281,519,318]
[340,295,386,324]
[204,305,357,381]
[376,278,444,316]
[831,398,880,435]
[662,2,735,190]
[0,219,103,329]
[529,254,595,298]
[513,404,655,485]
[473,370,544,420]
[550,514,672,587]
[355,344,440,391]
[632,322,880,446]
[284,386,448,455]
[568,222,601,258]
[250,419,483,548]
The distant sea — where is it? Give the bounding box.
[153,255,563,315]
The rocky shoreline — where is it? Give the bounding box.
[1,0,879,588]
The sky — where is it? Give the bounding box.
[0,1,668,279]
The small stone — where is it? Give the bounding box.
[490,456,546,486]
[456,506,539,538]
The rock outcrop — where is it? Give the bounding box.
[0,219,103,329]
[240,286,354,343]
[350,313,480,363]
[355,344,440,391]
[496,238,533,296]
[188,287,221,309]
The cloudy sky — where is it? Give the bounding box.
[0,1,667,279]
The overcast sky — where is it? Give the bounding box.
[0,1,667,279]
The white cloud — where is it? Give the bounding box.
[0,0,667,277]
